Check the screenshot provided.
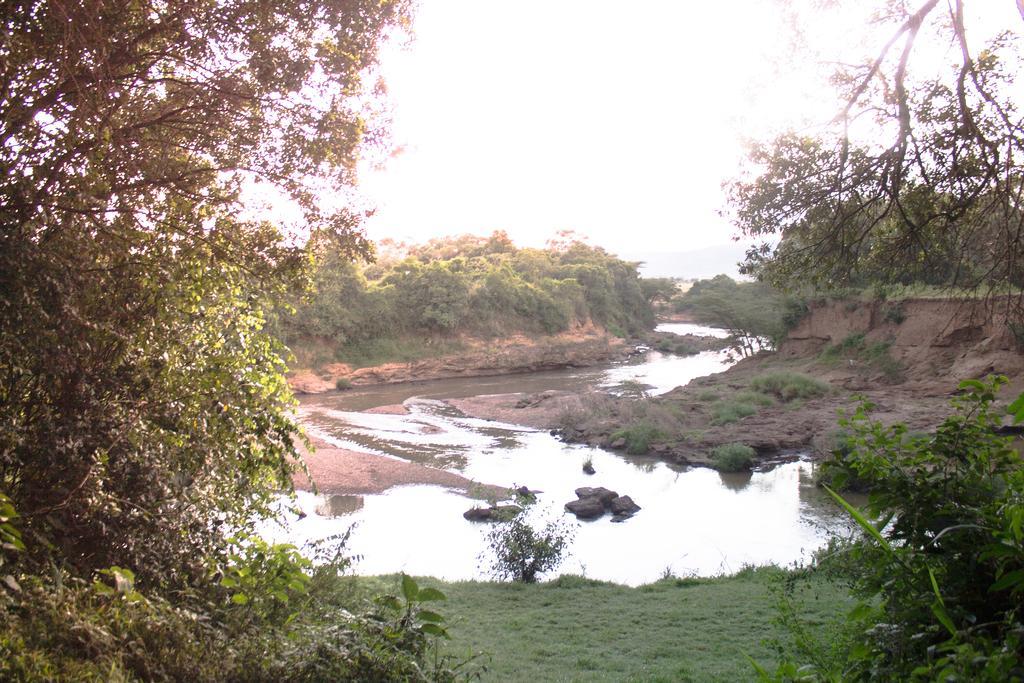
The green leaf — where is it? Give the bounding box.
[415,587,446,602]
[928,566,945,607]
[1008,393,1024,424]
[419,623,449,639]
[990,569,1024,593]
[823,485,893,554]
[401,574,418,602]
[231,593,250,605]
[745,654,772,679]
[930,599,956,637]
[417,609,445,623]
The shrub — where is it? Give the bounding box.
[710,443,756,472]
[481,509,575,583]
[709,401,758,425]
[610,422,667,455]
[335,377,353,391]
[881,302,906,324]
[750,372,829,401]
[759,377,1024,680]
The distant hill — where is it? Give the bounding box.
[619,244,747,280]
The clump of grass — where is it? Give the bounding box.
[710,400,758,425]
[750,372,829,401]
[819,333,904,382]
[695,390,720,402]
[610,422,667,455]
[710,443,756,471]
[818,333,866,362]
[335,377,353,391]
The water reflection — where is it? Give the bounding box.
[274,324,856,584]
[717,470,753,491]
[316,494,364,517]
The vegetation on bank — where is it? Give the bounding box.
[672,275,806,354]
[279,234,659,368]
[760,378,1024,681]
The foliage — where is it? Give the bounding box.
[610,422,668,455]
[0,565,466,682]
[676,275,804,354]
[729,1,1024,305]
[0,1,485,680]
[819,334,904,382]
[710,399,760,426]
[481,507,574,584]
[639,277,680,304]
[710,443,756,472]
[759,377,1024,681]
[749,372,830,402]
[282,233,657,366]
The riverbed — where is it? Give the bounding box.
[265,324,854,585]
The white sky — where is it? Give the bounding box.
[350,0,1021,254]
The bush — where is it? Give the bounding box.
[710,401,758,425]
[481,509,574,583]
[750,372,829,401]
[610,422,668,455]
[759,377,1024,680]
[710,443,756,472]
[335,377,353,391]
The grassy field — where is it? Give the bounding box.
[373,567,853,682]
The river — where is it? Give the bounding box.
[266,324,854,586]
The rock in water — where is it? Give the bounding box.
[609,495,641,515]
[574,487,619,507]
[564,497,606,520]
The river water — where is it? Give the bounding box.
[266,324,853,585]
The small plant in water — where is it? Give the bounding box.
[481,505,575,583]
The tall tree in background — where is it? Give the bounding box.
[730,1,1024,302]
[0,0,409,586]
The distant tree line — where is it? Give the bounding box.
[280,232,659,355]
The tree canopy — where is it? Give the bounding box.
[1,0,408,585]
[730,1,1024,303]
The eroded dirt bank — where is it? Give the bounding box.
[449,298,1024,468]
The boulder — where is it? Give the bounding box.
[609,495,641,515]
[610,512,635,523]
[582,462,596,475]
[463,505,522,522]
[564,497,606,520]
[574,486,619,507]
[610,437,627,449]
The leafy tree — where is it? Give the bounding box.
[730,1,1024,303]
[0,0,408,585]
[481,507,574,584]
[676,275,796,354]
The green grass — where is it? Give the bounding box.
[711,443,756,471]
[333,336,467,368]
[406,568,853,682]
[750,372,830,401]
[818,334,904,381]
[610,422,668,454]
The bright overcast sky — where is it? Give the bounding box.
[352,0,1022,255]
